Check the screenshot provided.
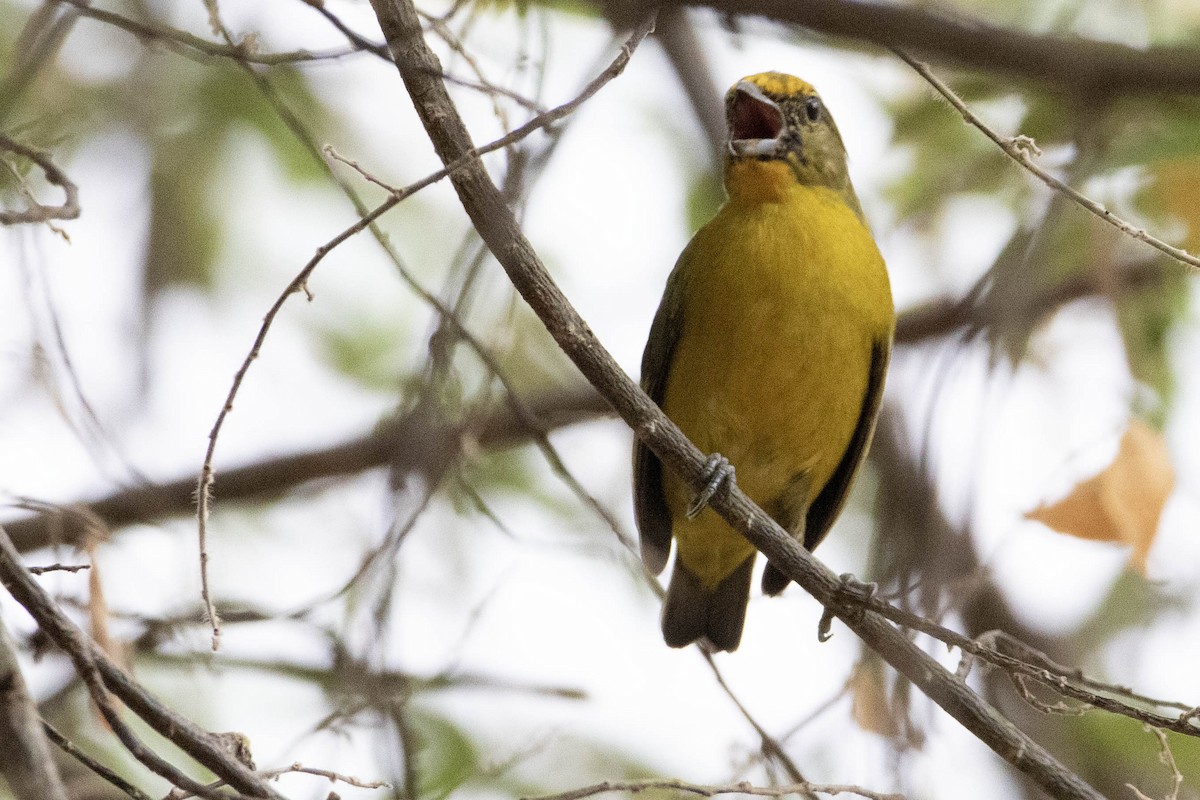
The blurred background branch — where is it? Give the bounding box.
[2,0,1199,798]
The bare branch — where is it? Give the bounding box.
[2,384,608,554]
[55,0,365,64]
[28,563,89,575]
[194,16,655,649]
[42,721,155,800]
[894,49,1200,273]
[0,134,79,225]
[262,762,391,789]
[701,651,816,796]
[835,593,1200,738]
[670,0,1200,96]
[0,615,69,800]
[524,778,904,800]
[365,0,1107,795]
[0,526,286,799]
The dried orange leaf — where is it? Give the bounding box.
[849,657,899,737]
[1026,420,1174,573]
[85,542,128,671]
[1026,470,1120,544]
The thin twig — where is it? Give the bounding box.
[0,134,80,225]
[980,630,1196,715]
[42,721,155,800]
[168,746,387,800]
[28,562,90,574]
[0,526,285,799]
[523,778,904,800]
[56,0,364,65]
[262,761,391,789]
[1125,726,1183,800]
[296,0,392,59]
[849,599,1200,737]
[893,48,1200,272]
[1010,674,1088,717]
[367,1,1107,796]
[194,17,654,649]
[700,651,815,794]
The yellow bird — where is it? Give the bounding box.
[634,72,894,652]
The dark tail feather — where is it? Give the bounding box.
[761,561,790,596]
[661,555,755,652]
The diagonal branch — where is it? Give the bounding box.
[365,1,1104,796]
[42,722,155,800]
[193,19,653,647]
[0,527,284,799]
[2,250,1164,557]
[894,48,1200,273]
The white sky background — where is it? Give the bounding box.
[2,1,1200,798]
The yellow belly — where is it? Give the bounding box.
[661,174,891,588]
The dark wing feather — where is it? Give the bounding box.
[762,337,891,595]
[633,262,690,575]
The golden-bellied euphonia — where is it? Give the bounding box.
[633,72,894,652]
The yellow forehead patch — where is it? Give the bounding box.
[735,72,815,99]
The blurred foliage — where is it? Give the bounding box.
[886,59,1199,414]
[451,445,579,524]
[1070,712,1200,795]
[1073,570,1190,655]
[406,706,480,800]
[5,0,1200,799]
[142,62,330,293]
[885,78,1023,222]
[1,5,330,296]
[316,310,414,393]
[1118,273,1188,424]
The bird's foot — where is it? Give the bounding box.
[838,572,879,602]
[686,453,735,519]
[818,572,879,642]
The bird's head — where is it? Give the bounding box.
[723,72,860,211]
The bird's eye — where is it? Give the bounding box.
[804,98,821,122]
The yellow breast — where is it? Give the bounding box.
[660,163,892,587]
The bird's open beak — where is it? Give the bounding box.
[728,81,786,158]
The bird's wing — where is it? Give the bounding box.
[761,336,891,596]
[632,260,690,575]
[803,336,891,550]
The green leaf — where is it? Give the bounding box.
[409,707,479,800]
[1068,713,1200,792]
[194,63,330,184]
[885,85,1020,220]
[1074,569,1187,653]
[314,313,410,392]
[1117,270,1189,425]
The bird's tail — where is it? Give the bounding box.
[661,554,755,652]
